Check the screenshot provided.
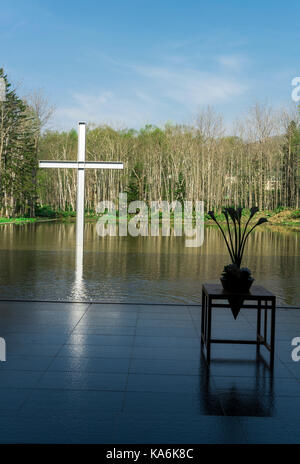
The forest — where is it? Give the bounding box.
[1,68,300,218]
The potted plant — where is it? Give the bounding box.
[208,206,267,293]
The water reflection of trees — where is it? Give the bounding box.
[0,223,299,304]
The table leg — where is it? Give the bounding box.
[201,289,205,348]
[257,300,261,353]
[264,303,268,342]
[270,300,276,370]
[206,298,212,363]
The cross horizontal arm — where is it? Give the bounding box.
[39,160,78,169]
[84,161,123,169]
[39,160,124,169]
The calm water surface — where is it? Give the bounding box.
[0,222,299,306]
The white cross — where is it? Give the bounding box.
[39,122,123,255]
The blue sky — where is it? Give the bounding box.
[1,0,299,130]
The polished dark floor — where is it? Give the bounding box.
[0,301,300,443]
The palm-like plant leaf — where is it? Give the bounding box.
[210,207,267,267]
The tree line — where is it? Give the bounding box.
[1,68,299,217]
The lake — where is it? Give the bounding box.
[0,222,299,306]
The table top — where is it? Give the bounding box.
[202,283,276,299]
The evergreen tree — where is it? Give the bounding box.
[0,68,36,216]
[282,120,300,207]
[174,172,186,204]
[125,162,144,203]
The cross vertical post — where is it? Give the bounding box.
[38,121,124,272]
[76,122,86,252]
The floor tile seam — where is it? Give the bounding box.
[120,306,140,411]
[24,303,94,396]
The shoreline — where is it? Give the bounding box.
[0,218,59,225]
[1,216,300,229]
[1,207,300,228]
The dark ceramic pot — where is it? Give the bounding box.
[220,277,254,293]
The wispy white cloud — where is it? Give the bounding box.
[54,54,249,130]
[133,63,247,105]
[216,54,248,71]
[0,20,27,41]
[55,90,158,130]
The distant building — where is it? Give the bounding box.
[265,177,277,191]
[225,176,237,185]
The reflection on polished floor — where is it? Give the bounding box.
[0,301,299,443]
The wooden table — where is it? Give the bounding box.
[201,283,276,369]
